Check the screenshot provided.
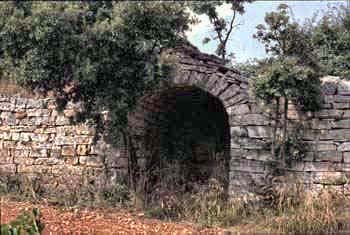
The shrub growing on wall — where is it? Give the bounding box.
[253,4,322,161]
[0,1,192,144]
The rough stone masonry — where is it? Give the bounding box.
[0,42,350,197]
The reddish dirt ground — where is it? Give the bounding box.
[0,199,231,234]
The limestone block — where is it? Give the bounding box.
[314,110,343,119]
[18,165,50,174]
[303,130,317,140]
[230,114,270,126]
[56,115,70,126]
[77,145,88,155]
[2,132,11,140]
[76,126,95,135]
[0,102,15,112]
[240,138,267,150]
[26,99,44,109]
[323,95,335,104]
[243,150,258,160]
[257,150,274,161]
[224,93,248,108]
[13,157,34,165]
[230,159,266,173]
[332,119,350,129]
[15,111,27,120]
[64,156,79,165]
[75,136,92,145]
[314,141,337,151]
[27,109,50,117]
[29,148,48,158]
[303,162,335,172]
[79,156,103,167]
[314,151,342,162]
[15,98,27,109]
[35,116,51,126]
[34,158,63,165]
[54,136,75,146]
[63,126,76,135]
[11,132,20,141]
[232,104,250,116]
[337,80,350,95]
[289,162,305,171]
[30,134,49,143]
[0,155,13,164]
[247,126,271,138]
[344,152,350,163]
[230,126,248,137]
[1,112,16,125]
[62,146,76,156]
[335,95,350,103]
[13,149,30,158]
[219,84,239,101]
[344,110,350,118]
[329,129,350,140]
[338,142,350,152]
[333,102,350,109]
[50,147,61,158]
[311,119,333,130]
[0,164,16,173]
[303,152,315,161]
[43,127,57,134]
[336,163,350,171]
[20,133,31,142]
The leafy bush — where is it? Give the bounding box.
[0,2,191,144]
[0,208,44,235]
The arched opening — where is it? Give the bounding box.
[139,86,231,206]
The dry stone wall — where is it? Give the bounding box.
[0,95,127,194]
[285,76,350,192]
[1,42,350,197]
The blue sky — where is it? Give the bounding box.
[186,0,347,63]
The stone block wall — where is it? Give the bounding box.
[1,42,350,198]
[0,95,127,194]
[284,76,350,192]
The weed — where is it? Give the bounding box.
[0,208,44,235]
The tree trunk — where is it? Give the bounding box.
[271,98,280,159]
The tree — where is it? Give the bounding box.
[0,2,193,207]
[253,4,321,161]
[189,0,253,62]
[304,4,350,79]
[0,1,191,143]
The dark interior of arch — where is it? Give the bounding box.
[142,86,230,202]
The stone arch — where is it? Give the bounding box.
[128,43,272,198]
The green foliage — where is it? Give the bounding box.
[0,2,191,143]
[253,3,322,111]
[254,4,318,68]
[0,208,44,235]
[305,5,350,79]
[253,4,322,161]
[254,57,321,112]
[276,126,309,165]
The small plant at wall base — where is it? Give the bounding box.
[253,4,322,162]
[0,208,44,235]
